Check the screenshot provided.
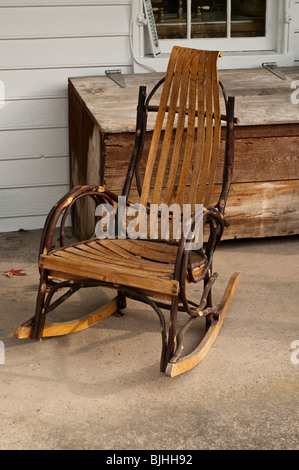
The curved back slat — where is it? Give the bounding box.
[140,46,222,210]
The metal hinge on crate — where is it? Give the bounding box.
[262,63,287,80]
[105,70,126,88]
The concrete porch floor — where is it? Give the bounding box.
[0,228,298,450]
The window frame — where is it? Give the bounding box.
[131,0,295,71]
[158,0,276,52]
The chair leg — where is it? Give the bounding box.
[205,268,213,331]
[116,290,127,315]
[30,271,48,340]
[161,296,179,373]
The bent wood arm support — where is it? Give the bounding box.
[216,95,236,215]
[122,85,148,199]
[177,206,225,286]
[38,185,120,257]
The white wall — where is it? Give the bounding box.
[294,1,299,62]
[0,0,132,232]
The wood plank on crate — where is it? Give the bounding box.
[126,180,299,239]
[69,67,299,132]
[220,180,299,239]
[103,131,299,191]
[68,68,299,240]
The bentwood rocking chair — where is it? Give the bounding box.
[15,47,240,376]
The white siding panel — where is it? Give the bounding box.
[0,98,67,130]
[0,1,130,6]
[295,3,299,61]
[0,184,70,219]
[0,37,131,69]
[0,156,69,188]
[0,0,132,232]
[0,128,68,159]
[295,33,299,60]
[0,66,132,100]
[295,3,299,29]
[0,5,130,39]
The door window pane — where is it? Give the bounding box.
[191,1,227,39]
[152,0,187,39]
[151,0,266,40]
[231,0,266,38]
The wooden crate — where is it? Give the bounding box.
[68,67,299,240]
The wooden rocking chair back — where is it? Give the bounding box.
[140,47,222,209]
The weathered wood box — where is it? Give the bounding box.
[68,67,299,240]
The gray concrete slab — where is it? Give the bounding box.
[0,229,298,450]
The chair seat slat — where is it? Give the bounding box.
[40,254,180,297]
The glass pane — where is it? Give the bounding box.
[151,1,228,40]
[152,0,187,39]
[231,0,266,37]
[150,0,266,41]
[191,1,227,39]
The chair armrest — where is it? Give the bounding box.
[39,185,121,256]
